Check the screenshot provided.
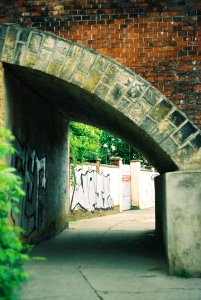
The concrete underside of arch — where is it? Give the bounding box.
[0,24,200,276]
[1,67,201,277]
[3,66,69,242]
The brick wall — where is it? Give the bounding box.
[0,0,200,128]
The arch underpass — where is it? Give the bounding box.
[0,24,200,277]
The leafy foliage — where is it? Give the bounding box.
[0,128,29,300]
[99,131,145,164]
[70,122,148,165]
[70,122,101,164]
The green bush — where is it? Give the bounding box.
[0,128,29,300]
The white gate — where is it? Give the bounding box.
[122,164,131,211]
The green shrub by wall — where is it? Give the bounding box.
[0,128,29,300]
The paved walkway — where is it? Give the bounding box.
[20,208,201,300]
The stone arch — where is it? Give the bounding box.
[1,24,201,276]
[0,23,200,173]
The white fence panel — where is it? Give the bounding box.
[70,165,114,212]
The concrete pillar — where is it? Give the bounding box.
[130,160,141,208]
[89,158,101,173]
[155,171,201,277]
[95,158,101,173]
[110,156,121,167]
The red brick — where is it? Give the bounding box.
[0,0,199,128]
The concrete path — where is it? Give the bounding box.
[20,208,201,300]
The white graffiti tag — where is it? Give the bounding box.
[70,167,113,212]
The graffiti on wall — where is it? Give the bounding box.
[70,167,114,212]
[12,139,47,236]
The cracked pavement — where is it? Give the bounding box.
[20,208,201,300]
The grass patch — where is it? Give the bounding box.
[131,205,139,210]
[67,206,120,222]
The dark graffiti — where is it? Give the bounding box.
[11,139,47,236]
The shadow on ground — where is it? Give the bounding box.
[20,209,201,300]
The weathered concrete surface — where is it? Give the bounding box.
[20,208,201,300]
[159,171,201,278]
[4,67,69,242]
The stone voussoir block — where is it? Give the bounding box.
[28,32,44,54]
[114,97,132,112]
[172,121,198,146]
[125,78,148,104]
[19,30,30,43]
[94,82,110,99]
[53,39,71,64]
[43,35,56,49]
[83,67,103,92]
[47,61,63,77]
[1,27,19,63]
[190,133,201,150]
[77,50,96,74]
[117,70,135,88]
[106,83,126,104]
[35,48,53,72]
[148,98,173,122]
[0,24,8,39]
[0,39,5,57]
[93,56,109,72]
[172,143,196,164]
[4,26,19,49]
[168,109,186,127]
[139,116,157,133]
[23,52,38,68]
[70,69,87,87]
[68,44,83,59]
[14,43,26,64]
[101,63,120,86]
[160,137,179,155]
[60,57,78,81]
[143,86,162,106]
[59,43,84,81]
[151,119,176,144]
[127,97,152,125]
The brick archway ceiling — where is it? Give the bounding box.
[0,24,200,172]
